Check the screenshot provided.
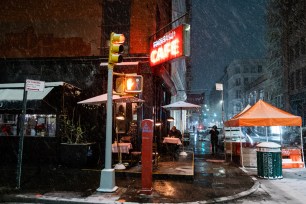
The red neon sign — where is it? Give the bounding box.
[150,25,185,67]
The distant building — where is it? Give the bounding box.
[225,59,266,119]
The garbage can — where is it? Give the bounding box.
[256,142,282,179]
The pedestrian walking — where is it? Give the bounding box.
[209,125,219,155]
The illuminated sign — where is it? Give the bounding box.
[150,24,190,67]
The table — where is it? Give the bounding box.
[163,137,182,145]
[163,137,182,160]
[112,142,132,169]
[112,142,133,154]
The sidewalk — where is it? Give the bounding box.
[0,134,257,203]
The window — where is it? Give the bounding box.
[235,67,240,74]
[243,67,249,73]
[276,95,283,108]
[259,89,264,100]
[244,77,249,85]
[251,66,256,73]
[236,90,242,99]
[0,114,56,137]
[235,78,241,86]
[0,114,17,136]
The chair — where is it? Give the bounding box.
[130,151,142,166]
[152,143,160,167]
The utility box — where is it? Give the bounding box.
[256,142,282,179]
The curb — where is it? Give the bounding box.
[199,177,259,204]
[0,178,259,204]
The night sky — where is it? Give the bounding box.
[190,0,267,92]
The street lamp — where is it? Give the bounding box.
[216,83,225,160]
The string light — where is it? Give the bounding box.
[81,104,100,110]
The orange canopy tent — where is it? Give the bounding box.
[224,100,304,168]
[224,100,302,127]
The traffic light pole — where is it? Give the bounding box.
[97,32,125,192]
[97,63,118,192]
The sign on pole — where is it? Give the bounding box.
[216,83,223,91]
[16,79,45,189]
[26,79,45,92]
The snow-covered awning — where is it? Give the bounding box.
[0,81,80,113]
[0,87,53,101]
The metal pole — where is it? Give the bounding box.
[222,89,226,160]
[16,85,27,189]
[239,127,244,168]
[97,63,118,192]
[180,108,187,156]
[300,126,305,168]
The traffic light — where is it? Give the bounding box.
[109,32,125,64]
[124,74,143,93]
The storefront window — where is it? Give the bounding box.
[0,114,56,137]
[0,114,17,136]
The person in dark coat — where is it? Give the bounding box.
[168,126,182,140]
[168,126,182,155]
[209,125,219,155]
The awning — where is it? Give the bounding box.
[78,92,145,105]
[0,87,53,101]
[0,82,80,114]
[0,88,54,112]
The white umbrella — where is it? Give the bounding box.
[162,101,201,156]
[77,93,144,105]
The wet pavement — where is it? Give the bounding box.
[0,132,256,203]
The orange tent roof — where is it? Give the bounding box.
[224,100,302,127]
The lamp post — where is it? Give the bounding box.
[216,83,225,159]
[114,114,126,170]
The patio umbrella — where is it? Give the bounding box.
[162,101,201,156]
[77,93,144,105]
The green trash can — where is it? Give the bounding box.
[256,142,282,179]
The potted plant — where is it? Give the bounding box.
[59,114,96,168]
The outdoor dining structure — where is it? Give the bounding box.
[78,92,144,169]
[224,100,304,169]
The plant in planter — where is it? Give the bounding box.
[61,117,85,144]
[59,115,96,168]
